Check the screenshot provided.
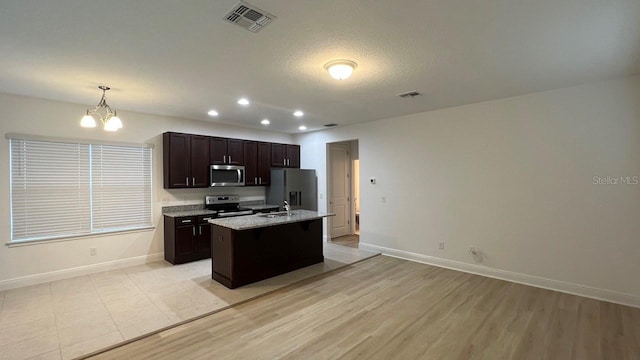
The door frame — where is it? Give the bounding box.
[326,140,358,239]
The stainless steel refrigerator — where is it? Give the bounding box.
[267,169,317,211]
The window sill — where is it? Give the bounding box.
[6,227,156,247]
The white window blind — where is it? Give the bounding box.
[91,144,153,233]
[10,137,152,242]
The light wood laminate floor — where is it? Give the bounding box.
[331,234,359,248]
[87,255,640,360]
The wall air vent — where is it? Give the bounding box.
[324,123,339,127]
[224,1,276,33]
[397,91,422,98]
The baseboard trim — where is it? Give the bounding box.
[359,243,640,308]
[0,253,165,292]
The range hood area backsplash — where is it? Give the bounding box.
[161,186,269,213]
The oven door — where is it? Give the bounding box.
[210,165,245,187]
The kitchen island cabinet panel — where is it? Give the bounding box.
[211,218,323,289]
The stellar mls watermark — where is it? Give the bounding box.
[592,176,639,185]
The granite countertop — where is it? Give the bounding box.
[209,209,335,231]
[163,209,218,218]
[242,204,280,211]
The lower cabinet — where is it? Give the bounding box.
[211,218,324,289]
[164,215,213,264]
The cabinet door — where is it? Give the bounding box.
[212,227,232,280]
[227,139,244,165]
[175,225,197,259]
[257,142,271,185]
[197,223,212,259]
[271,143,285,167]
[164,132,190,188]
[190,135,210,187]
[286,145,300,168]
[243,141,258,186]
[210,137,227,165]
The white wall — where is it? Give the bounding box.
[0,93,293,288]
[296,75,640,305]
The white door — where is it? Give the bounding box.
[329,143,350,238]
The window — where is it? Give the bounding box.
[9,136,153,243]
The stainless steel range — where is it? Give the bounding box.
[205,195,253,218]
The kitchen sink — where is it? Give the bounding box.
[258,211,293,218]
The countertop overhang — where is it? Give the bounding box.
[208,210,335,231]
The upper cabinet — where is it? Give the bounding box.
[163,132,210,189]
[210,137,243,165]
[245,141,272,186]
[271,143,300,168]
[163,132,299,189]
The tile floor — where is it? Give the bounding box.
[0,242,377,360]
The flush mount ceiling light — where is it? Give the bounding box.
[324,59,358,80]
[208,110,219,117]
[80,86,123,131]
[237,98,250,106]
[261,119,270,125]
[298,125,307,131]
[293,110,304,117]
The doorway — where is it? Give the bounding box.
[327,140,359,248]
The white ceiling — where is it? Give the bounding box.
[0,0,638,133]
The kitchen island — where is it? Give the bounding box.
[209,210,334,289]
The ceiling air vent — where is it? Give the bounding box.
[324,123,339,127]
[224,1,276,33]
[397,91,422,98]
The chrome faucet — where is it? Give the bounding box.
[283,201,291,216]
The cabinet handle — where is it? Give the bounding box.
[229,155,232,163]
[186,177,189,187]
[192,177,195,186]
[259,177,262,184]
[182,219,192,223]
[192,227,196,236]
[223,155,226,163]
[198,226,202,236]
[254,177,258,184]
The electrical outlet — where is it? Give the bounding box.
[438,242,445,250]
[89,247,97,256]
[319,193,323,199]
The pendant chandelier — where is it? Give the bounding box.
[80,86,123,131]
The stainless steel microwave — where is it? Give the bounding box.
[210,165,245,187]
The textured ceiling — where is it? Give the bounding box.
[0,0,638,133]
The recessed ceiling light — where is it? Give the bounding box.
[261,119,270,125]
[293,110,304,117]
[237,98,250,106]
[298,125,307,131]
[207,110,219,117]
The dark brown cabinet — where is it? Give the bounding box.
[163,132,210,189]
[244,141,271,186]
[164,132,301,189]
[164,215,213,264]
[211,218,324,289]
[210,137,244,165]
[271,143,300,168]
